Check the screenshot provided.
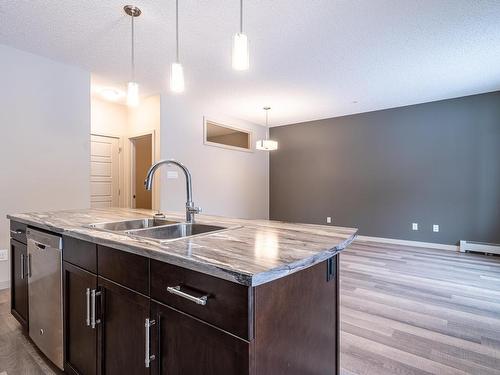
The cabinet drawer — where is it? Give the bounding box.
[150,260,251,339]
[10,221,27,245]
[63,236,97,274]
[98,245,149,295]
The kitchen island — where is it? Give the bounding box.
[8,208,357,375]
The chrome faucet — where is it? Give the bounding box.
[144,159,202,223]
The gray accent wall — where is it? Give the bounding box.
[270,91,500,245]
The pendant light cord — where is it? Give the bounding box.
[176,0,180,63]
[265,108,269,140]
[131,15,135,82]
[240,0,243,33]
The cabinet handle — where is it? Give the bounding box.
[167,285,209,306]
[145,318,156,368]
[85,288,91,327]
[35,242,46,250]
[20,254,25,280]
[26,254,32,278]
[10,229,24,236]
[90,289,102,329]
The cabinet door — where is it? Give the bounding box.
[98,277,150,375]
[150,301,249,375]
[10,239,28,327]
[64,262,97,375]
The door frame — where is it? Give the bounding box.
[127,130,159,211]
[90,132,124,208]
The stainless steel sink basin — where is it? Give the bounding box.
[126,223,228,242]
[87,218,179,232]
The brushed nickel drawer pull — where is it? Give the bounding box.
[90,289,102,329]
[167,286,208,306]
[20,254,25,280]
[145,318,156,368]
[27,254,32,278]
[10,229,24,236]
[85,288,91,327]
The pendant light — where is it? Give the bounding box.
[256,107,278,151]
[232,0,249,71]
[124,5,141,107]
[170,0,185,93]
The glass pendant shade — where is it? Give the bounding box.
[232,33,249,71]
[170,62,185,93]
[256,106,278,151]
[127,81,139,107]
[256,139,278,151]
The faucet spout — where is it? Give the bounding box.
[144,159,201,223]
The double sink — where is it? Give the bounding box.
[86,218,230,243]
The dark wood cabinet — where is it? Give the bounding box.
[150,259,251,339]
[42,230,341,375]
[63,236,97,274]
[64,262,98,375]
[97,277,150,375]
[62,248,339,375]
[10,239,28,328]
[150,301,249,375]
[252,257,339,375]
[10,220,27,245]
[98,245,149,295]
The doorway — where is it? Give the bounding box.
[90,134,120,208]
[130,134,152,209]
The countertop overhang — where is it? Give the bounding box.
[7,208,358,286]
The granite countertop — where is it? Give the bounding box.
[7,208,357,286]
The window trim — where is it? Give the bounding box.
[203,117,253,153]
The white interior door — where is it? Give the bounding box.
[90,134,120,208]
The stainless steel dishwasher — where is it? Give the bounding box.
[27,228,64,370]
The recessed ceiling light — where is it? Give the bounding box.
[100,88,124,102]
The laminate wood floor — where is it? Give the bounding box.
[341,241,500,375]
[0,241,499,375]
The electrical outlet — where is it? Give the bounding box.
[433,224,440,233]
[412,223,418,231]
[326,217,332,224]
[167,171,178,179]
[0,249,8,261]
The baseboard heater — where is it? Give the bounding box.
[460,240,500,255]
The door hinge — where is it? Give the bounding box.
[326,257,336,282]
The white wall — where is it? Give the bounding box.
[160,95,269,220]
[90,95,161,210]
[0,44,90,288]
[91,96,128,136]
[127,95,161,210]
[90,97,128,207]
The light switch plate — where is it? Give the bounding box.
[326,217,332,224]
[433,224,440,232]
[0,249,8,261]
[412,223,418,231]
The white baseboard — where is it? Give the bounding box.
[355,235,458,251]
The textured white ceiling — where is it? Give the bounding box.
[1,0,500,126]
